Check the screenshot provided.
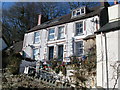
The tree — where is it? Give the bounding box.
[2,2,100,45]
[68,2,99,10]
[2,2,68,44]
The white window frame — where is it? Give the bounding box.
[76,9,80,15]
[48,28,55,41]
[34,32,40,44]
[81,8,85,14]
[33,48,39,60]
[75,41,84,56]
[72,7,85,17]
[75,21,83,36]
[58,26,65,39]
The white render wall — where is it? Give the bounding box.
[108,4,120,23]
[23,15,99,62]
[96,30,120,88]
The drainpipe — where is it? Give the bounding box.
[104,33,109,90]
[101,32,104,87]
[72,37,75,56]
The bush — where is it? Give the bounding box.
[3,53,22,74]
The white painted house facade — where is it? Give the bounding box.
[22,3,109,72]
[96,3,120,89]
[23,16,99,60]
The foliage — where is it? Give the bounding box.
[54,65,67,76]
[69,55,80,64]
[49,60,57,70]
[47,58,67,76]
[2,2,68,44]
[2,2,100,45]
[61,66,67,76]
[2,50,22,74]
[55,66,60,74]
[2,51,9,68]
[68,2,99,10]
[68,45,96,87]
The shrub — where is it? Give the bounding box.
[4,53,22,74]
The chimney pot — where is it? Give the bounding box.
[100,0,110,8]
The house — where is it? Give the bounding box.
[95,2,120,89]
[22,2,109,72]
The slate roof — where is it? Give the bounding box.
[95,20,120,34]
[13,41,23,53]
[27,6,103,33]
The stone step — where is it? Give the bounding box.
[36,70,71,88]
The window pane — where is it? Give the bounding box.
[35,32,40,37]
[34,32,40,43]
[61,33,64,38]
[81,8,84,14]
[76,29,80,35]
[76,41,83,56]
[33,49,39,60]
[80,28,83,33]
[77,10,80,15]
[33,49,39,55]
[76,41,83,47]
[76,23,79,28]
[49,28,55,40]
[35,38,40,43]
[49,28,55,34]
[59,27,64,32]
[49,47,54,60]
[76,22,83,35]
[80,23,83,27]
[58,26,64,39]
[77,49,83,55]
[49,35,54,40]
[58,45,63,60]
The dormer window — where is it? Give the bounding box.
[72,7,86,18]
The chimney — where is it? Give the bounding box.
[108,2,120,22]
[38,14,42,25]
[114,0,118,4]
[100,0,110,8]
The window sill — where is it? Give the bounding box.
[57,37,65,40]
[48,39,55,41]
[34,42,40,44]
[75,33,84,36]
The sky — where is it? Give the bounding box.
[2,0,120,9]
[2,2,15,9]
